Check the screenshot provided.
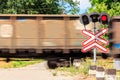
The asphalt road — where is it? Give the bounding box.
[0,62,74,80]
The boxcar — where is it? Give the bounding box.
[110,16,120,58]
[0,14,97,54]
[0,14,102,68]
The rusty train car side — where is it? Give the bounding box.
[110,16,120,57]
[0,14,95,54]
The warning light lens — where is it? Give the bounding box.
[81,15,89,25]
[101,15,107,21]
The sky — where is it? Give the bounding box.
[73,0,92,14]
[59,0,91,14]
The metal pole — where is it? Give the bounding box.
[93,22,97,65]
[84,25,86,30]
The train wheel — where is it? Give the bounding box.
[47,59,57,69]
[101,53,108,59]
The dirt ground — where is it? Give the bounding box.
[0,61,94,80]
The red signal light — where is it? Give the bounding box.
[100,13,109,25]
[101,15,107,21]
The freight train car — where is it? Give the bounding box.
[110,16,120,58]
[0,14,100,68]
[0,14,97,53]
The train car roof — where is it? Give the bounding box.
[111,16,120,22]
[0,14,80,17]
[112,16,120,19]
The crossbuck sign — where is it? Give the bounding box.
[81,28,108,53]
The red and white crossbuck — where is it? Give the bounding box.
[81,28,108,53]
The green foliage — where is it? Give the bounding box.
[12,61,36,68]
[89,0,120,17]
[0,0,79,14]
[11,59,44,68]
[1,58,45,68]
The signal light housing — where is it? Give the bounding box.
[80,13,110,25]
[100,13,110,24]
[90,12,100,23]
[80,14,90,25]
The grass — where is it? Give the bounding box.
[53,57,119,80]
[52,71,57,76]
[55,57,114,76]
[56,61,90,76]
[0,58,45,68]
[86,57,113,69]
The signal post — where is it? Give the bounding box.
[80,12,110,64]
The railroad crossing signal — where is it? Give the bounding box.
[80,14,90,25]
[90,13,100,22]
[81,28,108,53]
[80,12,110,25]
[80,12,109,64]
[100,13,110,24]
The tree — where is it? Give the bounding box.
[0,0,79,14]
[89,0,120,17]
